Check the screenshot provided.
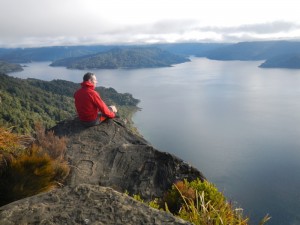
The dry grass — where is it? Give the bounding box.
[0,126,34,154]
[34,123,68,161]
[0,124,70,206]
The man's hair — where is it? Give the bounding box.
[83,72,95,81]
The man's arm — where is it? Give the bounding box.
[93,92,116,118]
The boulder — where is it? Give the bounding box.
[0,184,192,225]
[51,118,205,200]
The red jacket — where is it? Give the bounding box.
[74,81,115,122]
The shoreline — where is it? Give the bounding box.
[118,105,143,137]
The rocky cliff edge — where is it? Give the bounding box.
[0,118,205,224]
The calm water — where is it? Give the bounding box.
[10,58,300,225]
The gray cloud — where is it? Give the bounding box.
[1,15,300,47]
[1,0,300,47]
[200,21,300,34]
[236,21,299,34]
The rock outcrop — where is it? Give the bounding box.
[0,184,192,225]
[51,118,205,200]
[0,117,205,224]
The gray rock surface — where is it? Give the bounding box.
[0,117,205,224]
[52,118,205,200]
[0,184,192,225]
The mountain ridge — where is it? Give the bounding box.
[259,53,300,69]
[50,47,190,69]
[1,41,300,69]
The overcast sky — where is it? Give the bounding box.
[1,0,300,47]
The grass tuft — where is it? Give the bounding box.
[163,179,271,225]
[129,178,271,225]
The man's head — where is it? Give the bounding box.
[83,72,97,86]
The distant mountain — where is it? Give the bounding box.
[2,41,300,69]
[50,47,190,69]
[204,41,300,61]
[152,43,229,57]
[259,53,300,69]
[0,61,23,73]
[0,46,115,63]
[0,43,226,64]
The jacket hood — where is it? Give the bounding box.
[81,81,95,89]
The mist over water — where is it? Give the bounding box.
[10,58,300,225]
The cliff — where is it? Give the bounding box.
[0,117,205,224]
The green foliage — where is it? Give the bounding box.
[0,46,113,63]
[189,179,226,207]
[0,73,75,133]
[131,193,160,210]
[0,125,70,207]
[148,198,160,209]
[127,179,270,225]
[163,179,196,213]
[96,86,140,107]
[163,179,271,225]
[133,193,144,203]
[0,73,140,134]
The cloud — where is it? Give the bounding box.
[201,21,300,34]
[1,13,300,47]
[1,0,300,47]
[190,21,300,42]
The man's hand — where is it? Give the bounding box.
[109,105,118,113]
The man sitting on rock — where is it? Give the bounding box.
[74,72,117,126]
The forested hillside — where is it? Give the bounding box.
[0,46,114,63]
[2,41,300,69]
[0,61,23,73]
[204,41,300,61]
[259,53,300,69]
[0,73,139,133]
[50,47,190,69]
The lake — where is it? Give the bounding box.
[10,58,300,225]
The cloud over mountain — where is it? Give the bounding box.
[1,0,300,47]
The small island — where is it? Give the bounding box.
[50,47,190,69]
[0,61,23,73]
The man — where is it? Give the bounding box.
[74,72,117,126]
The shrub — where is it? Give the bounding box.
[163,179,271,225]
[34,122,68,161]
[125,179,270,224]
[0,125,70,206]
[163,180,196,213]
[0,126,33,155]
